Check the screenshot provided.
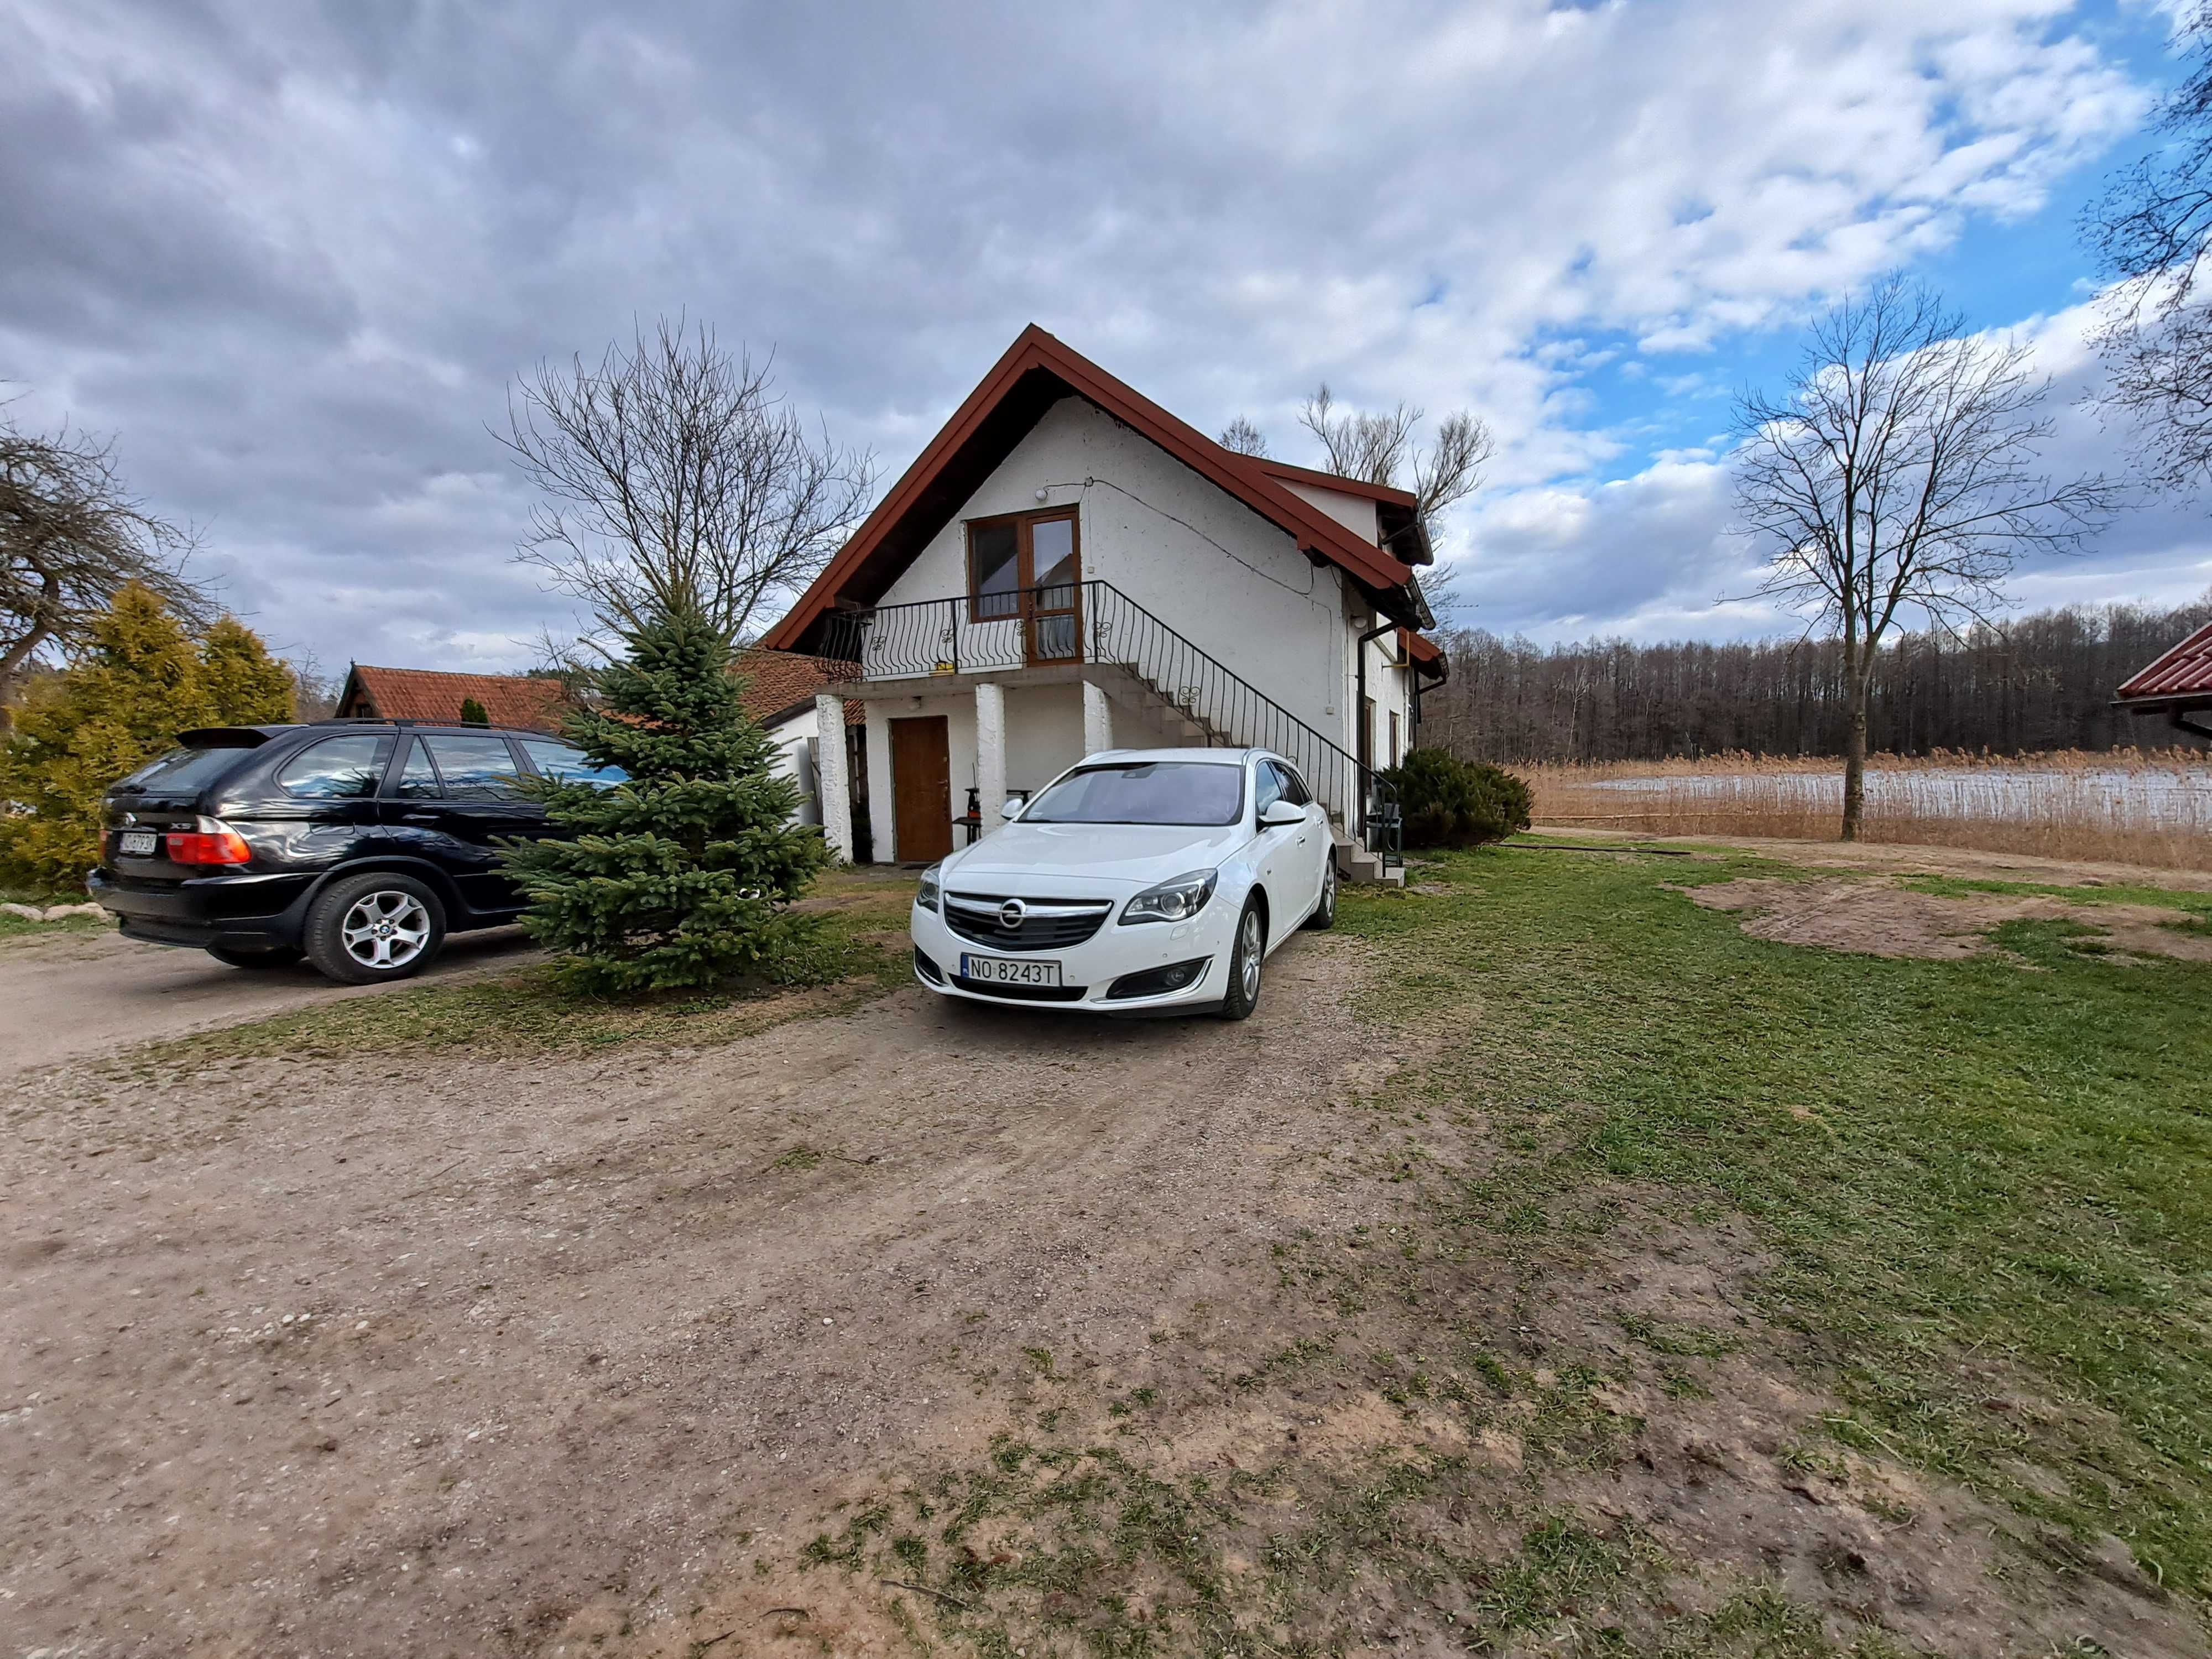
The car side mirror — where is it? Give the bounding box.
[1259,800,1305,828]
[1000,797,1024,820]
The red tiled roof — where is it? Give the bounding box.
[1257,457,1417,508]
[763,325,1429,653]
[734,648,864,727]
[2116,622,2212,706]
[1398,628,1446,679]
[337,665,567,731]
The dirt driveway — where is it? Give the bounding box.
[1,931,1380,1656]
[0,924,538,1073]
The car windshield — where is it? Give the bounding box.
[112,745,255,795]
[1020,761,1245,827]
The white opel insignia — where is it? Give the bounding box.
[909,747,1337,1019]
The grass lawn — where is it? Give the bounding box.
[1357,846,2211,1587]
[796,843,2211,1654]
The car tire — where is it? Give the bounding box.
[206,943,304,970]
[303,873,447,985]
[1303,855,1338,931]
[1218,898,1266,1022]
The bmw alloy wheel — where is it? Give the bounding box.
[341,889,431,971]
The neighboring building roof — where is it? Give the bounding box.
[2116,621,2212,709]
[1399,629,1448,682]
[764,325,1433,653]
[337,665,567,731]
[735,647,864,728]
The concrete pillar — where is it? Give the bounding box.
[865,717,894,864]
[815,693,853,863]
[975,681,1008,829]
[1082,678,1113,756]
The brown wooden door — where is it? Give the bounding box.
[889,716,953,862]
[1021,511,1082,667]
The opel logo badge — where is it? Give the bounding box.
[999,898,1026,930]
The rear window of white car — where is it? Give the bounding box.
[1021,761,1245,827]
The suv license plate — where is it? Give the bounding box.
[118,831,159,856]
[960,954,1061,987]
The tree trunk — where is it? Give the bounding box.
[1840,662,1869,842]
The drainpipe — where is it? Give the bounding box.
[1353,617,1396,841]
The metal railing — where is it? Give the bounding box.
[815,580,1400,863]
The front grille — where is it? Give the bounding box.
[942,893,1112,953]
[950,975,1089,1002]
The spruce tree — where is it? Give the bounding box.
[458,696,490,726]
[0,588,296,891]
[498,607,830,994]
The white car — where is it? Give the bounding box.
[909,747,1337,1019]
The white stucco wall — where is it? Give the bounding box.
[763,709,822,825]
[1005,681,1086,796]
[1280,479,1380,546]
[873,397,1354,752]
[1348,637,1416,770]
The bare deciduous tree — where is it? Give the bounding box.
[2085,5,2212,493]
[1297,385,1494,531]
[1217,415,1270,458]
[1732,278,2117,838]
[0,408,211,726]
[499,317,875,643]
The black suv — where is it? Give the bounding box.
[87,719,622,983]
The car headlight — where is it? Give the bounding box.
[1121,868,1218,925]
[916,862,942,912]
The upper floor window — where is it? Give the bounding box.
[967,508,1079,620]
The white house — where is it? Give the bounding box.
[763,326,1448,881]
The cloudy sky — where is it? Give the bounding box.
[4,0,2209,674]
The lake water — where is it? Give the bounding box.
[1588,767,2212,826]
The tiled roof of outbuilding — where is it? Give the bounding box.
[733,648,864,727]
[2116,622,2212,707]
[337,666,567,731]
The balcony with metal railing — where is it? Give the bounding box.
[813,580,1399,864]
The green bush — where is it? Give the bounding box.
[1380,748,1532,849]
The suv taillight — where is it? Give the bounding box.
[166,817,252,865]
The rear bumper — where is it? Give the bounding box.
[87,868,316,950]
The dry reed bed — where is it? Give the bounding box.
[1521,749,2212,871]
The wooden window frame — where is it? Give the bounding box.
[966,507,1081,615]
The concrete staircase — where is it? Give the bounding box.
[1087,662,1402,885]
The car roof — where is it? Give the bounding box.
[1079,747,1272,766]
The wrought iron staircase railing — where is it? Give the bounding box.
[813,580,1400,865]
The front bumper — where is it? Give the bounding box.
[910,896,1234,1013]
[87,868,316,951]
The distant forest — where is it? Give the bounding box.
[1416,593,2212,763]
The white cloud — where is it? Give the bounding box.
[0,0,2179,669]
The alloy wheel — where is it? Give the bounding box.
[341,889,431,971]
[1239,909,1262,1000]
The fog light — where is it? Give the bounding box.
[1105,956,1211,1000]
[913,947,944,984]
